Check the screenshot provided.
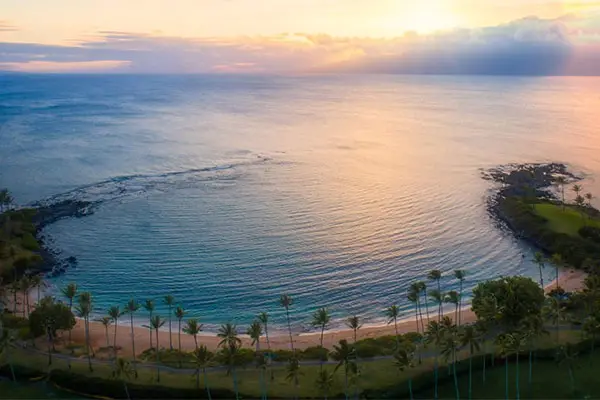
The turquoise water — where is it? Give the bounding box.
[1,74,600,333]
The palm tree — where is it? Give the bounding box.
[551,253,563,293]
[222,342,241,400]
[572,184,583,200]
[163,295,175,350]
[520,315,547,390]
[474,322,489,383]
[385,305,401,349]
[30,274,42,304]
[218,323,242,349]
[407,289,421,335]
[97,316,112,348]
[175,305,186,366]
[575,195,586,221]
[258,312,271,352]
[497,333,517,400]
[429,289,444,322]
[454,270,466,325]
[332,339,356,400]
[556,343,579,395]
[150,315,165,382]
[143,299,155,349]
[425,320,444,399]
[112,358,133,400]
[108,305,122,359]
[582,316,600,364]
[76,292,93,372]
[445,291,460,324]
[19,276,31,317]
[312,307,331,352]
[394,348,415,400]
[533,252,545,289]
[124,299,139,376]
[428,270,443,297]
[60,283,78,348]
[585,192,593,208]
[256,353,269,400]
[346,315,362,400]
[192,345,213,399]
[183,318,203,350]
[441,318,460,400]
[416,281,430,326]
[554,176,567,211]
[279,294,295,353]
[460,325,482,400]
[410,282,426,332]
[247,320,263,352]
[286,357,302,400]
[543,297,565,344]
[316,369,335,400]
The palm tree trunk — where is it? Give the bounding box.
[568,366,575,393]
[344,367,349,400]
[129,314,137,377]
[454,304,458,325]
[515,352,520,400]
[414,304,420,334]
[434,356,439,399]
[286,308,294,353]
[168,306,173,350]
[320,324,325,370]
[394,318,399,350]
[203,368,212,400]
[114,322,118,359]
[68,301,73,348]
[422,291,431,324]
[417,298,425,333]
[149,311,153,349]
[233,367,240,400]
[452,350,460,400]
[458,281,463,325]
[437,281,442,321]
[505,357,509,400]
[528,350,533,390]
[155,328,161,382]
[468,353,472,400]
[105,326,109,348]
[194,334,198,350]
[482,351,486,383]
[47,329,52,366]
[178,319,182,368]
[85,317,93,372]
[123,381,131,400]
[409,378,413,400]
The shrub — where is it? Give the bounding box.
[270,349,294,362]
[20,233,39,251]
[580,226,600,243]
[299,346,328,361]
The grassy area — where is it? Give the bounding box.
[1,328,583,399]
[428,351,600,399]
[535,203,600,236]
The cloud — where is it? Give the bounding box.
[1,13,600,75]
[0,21,17,32]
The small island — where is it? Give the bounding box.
[485,163,600,272]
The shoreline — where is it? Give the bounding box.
[50,267,586,357]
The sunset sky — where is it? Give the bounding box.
[1,0,600,74]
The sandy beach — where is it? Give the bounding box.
[65,268,589,356]
[8,268,588,357]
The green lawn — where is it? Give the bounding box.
[428,351,600,399]
[535,203,600,236]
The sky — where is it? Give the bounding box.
[1,0,600,74]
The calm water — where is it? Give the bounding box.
[1,74,600,333]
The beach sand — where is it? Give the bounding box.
[9,268,589,356]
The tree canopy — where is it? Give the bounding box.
[472,276,544,332]
[29,296,76,338]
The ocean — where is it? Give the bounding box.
[1,73,600,333]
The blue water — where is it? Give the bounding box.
[2,74,600,333]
